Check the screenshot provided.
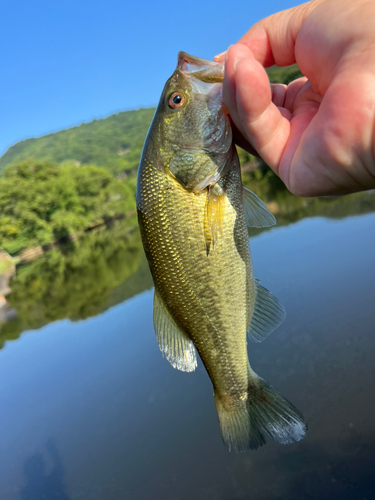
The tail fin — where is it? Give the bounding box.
[214,376,307,453]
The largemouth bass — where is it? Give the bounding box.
[137,52,307,452]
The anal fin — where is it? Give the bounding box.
[153,289,197,372]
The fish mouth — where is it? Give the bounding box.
[177,51,224,84]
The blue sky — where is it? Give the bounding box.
[0,0,302,156]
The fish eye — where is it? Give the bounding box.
[168,92,185,109]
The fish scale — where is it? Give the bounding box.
[138,153,251,399]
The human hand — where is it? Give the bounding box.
[214,0,375,196]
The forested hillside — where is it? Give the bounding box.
[0,160,135,254]
[267,64,303,85]
[0,108,155,176]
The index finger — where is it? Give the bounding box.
[214,0,317,66]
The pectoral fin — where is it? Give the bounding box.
[247,280,286,342]
[153,289,197,372]
[242,186,276,228]
[204,184,225,255]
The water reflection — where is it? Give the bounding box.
[1,189,375,351]
[0,204,374,500]
[21,440,70,500]
[0,219,152,347]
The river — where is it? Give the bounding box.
[0,191,375,500]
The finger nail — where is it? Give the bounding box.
[213,50,226,61]
[233,56,244,72]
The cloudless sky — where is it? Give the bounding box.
[0,0,302,156]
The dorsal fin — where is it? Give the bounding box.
[242,186,276,228]
[247,280,286,343]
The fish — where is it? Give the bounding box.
[136,52,307,452]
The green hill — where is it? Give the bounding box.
[266,64,303,85]
[0,108,155,176]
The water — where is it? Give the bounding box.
[1,193,375,500]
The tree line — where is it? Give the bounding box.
[0,160,136,255]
